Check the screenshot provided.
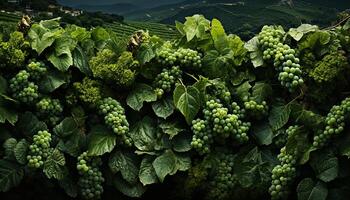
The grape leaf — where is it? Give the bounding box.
[310,150,338,182]
[171,133,192,153]
[183,14,210,41]
[0,160,24,192]
[159,121,185,139]
[152,150,176,182]
[251,122,273,146]
[245,36,264,68]
[14,139,29,165]
[43,149,66,180]
[88,126,116,156]
[127,84,157,111]
[268,104,291,131]
[72,45,92,76]
[17,112,47,136]
[173,85,200,124]
[130,117,157,152]
[58,176,78,198]
[109,151,139,184]
[297,178,328,200]
[288,24,319,41]
[113,175,146,198]
[139,156,158,186]
[39,70,67,93]
[152,96,175,119]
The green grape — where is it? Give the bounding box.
[312,97,350,148]
[9,70,39,103]
[26,61,47,81]
[269,147,297,200]
[77,152,104,199]
[98,97,131,146]
[244,99,269,119]
[174,48,202,68]
[156,42,176,65]
[191,119,213,155]
[258,26,304,92]
[36,98,63,126]
[208,153,236,200]
[231,102,246,119]
[153,66,182,98]
[27,130,52,169]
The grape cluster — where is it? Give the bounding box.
[9,70,39,103]
[244,99,268,119]
[174,48,202,68]
[258,26,304,91]
[191,119,213,155]
[156,42,177,65]
[208,154,236,200]
[269,147,297,200]
[36,98,63,126]
[230,102,245,119]
[191,100,250,154]
[98,97,131,146]
[313,97,350,148]
[77,152,104,199]
[26,61,47,81]
[208,82,231,104]
[153,66,182,98]
[27,130,52,168]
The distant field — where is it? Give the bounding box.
[0,12,21,23]
[0,12,179,40]
[103,21,179,40]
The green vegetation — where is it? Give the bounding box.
[1,13,350,200]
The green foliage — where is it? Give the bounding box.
[0,31,28,69]
[89,49,138,86]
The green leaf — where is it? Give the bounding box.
[139,156,158,186]
[251,82,272,103]
[57,132,86,157]
[0,104,18,125]
[72,46,91,76]
[291,103,324,128]
[3,138,17,160]
[172,133,192,152]
[211,18,228,52]
[53,117,79,138]
[268,104,291,131]
[17,112,47,136]
[310,150,338,182]
[152,150,176,182]
[152,96,175,119]
[28,22,61,55]
[130,117,157,152]
[58,176,78,198]
[337,130,350,158]
[109,151,139,184]
[137,43,156,65]
[47,35,76,71]
[88,126,117,156]
[231,70,256,86]
[173,153,191,172]
[173,85,200,124]
[112,175,146,198]
[14,139,29,165]
[159,121,185,139]
[183,14,210,41]
[343,19,350,30]
[43,149,66,180]
[251,123,273,145]
[235,81,252,100]
[288,24,319,41]
[127,84,157,111]
[39,70,67,93]
[0,160,24,192]
[245,36,264,68]
[297,178,328,200]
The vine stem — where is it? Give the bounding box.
[323,15,350,30]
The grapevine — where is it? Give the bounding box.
[27,130,52,169]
